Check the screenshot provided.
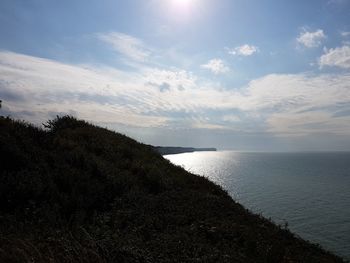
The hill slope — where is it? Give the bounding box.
[0,116,345,262]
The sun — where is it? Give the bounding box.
[158,0,200,22]
[170,0,196,9]
[175,0,193,4]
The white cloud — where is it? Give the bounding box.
[97,32,150,62]
[222,115,240,122]
[201,59,229,74]
[240,73,350,111]
[341,31,350,37]
[191,121,229,130]
[1,51,350,137]
[319,45,350,69]
[240,73,350,135]
[144,68,197,91]
[297,29,326,48]
[328,0,348,5]
[0,51,165,127]
[227,44,259,56]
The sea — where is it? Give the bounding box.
[164,151,350,260]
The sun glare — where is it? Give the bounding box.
[156,0,203,22]
[174,0,192,4]
[170,0,196,11]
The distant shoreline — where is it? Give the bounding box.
[153,146,217,155]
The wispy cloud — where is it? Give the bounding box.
[341,31,350,37]
[1,51,350,137]
[97,32,150,62]
[297,29,326,48]
[222,115,240,122]
[328,0,349,5]
[0,51,164,127]
[143,68,197,92]
[227,44,259,56]
[319,45,350,69]
[241,73,350,135]
[201,59,229,74]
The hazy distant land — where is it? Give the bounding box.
[154,146,217,155]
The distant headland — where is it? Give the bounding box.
[153,146,217,155]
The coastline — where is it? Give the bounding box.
[154,146,217,155]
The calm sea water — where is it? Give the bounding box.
[164,151,350,259]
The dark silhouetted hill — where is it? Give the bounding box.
[0,116,345,262]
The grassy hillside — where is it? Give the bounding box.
[0,116,345,262]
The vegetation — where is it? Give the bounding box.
[0,116,345,262]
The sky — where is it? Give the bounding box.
[1,0,350,151]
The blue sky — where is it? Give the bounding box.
[1,0,350,150]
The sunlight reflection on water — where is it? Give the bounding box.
[164,151,350,260]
